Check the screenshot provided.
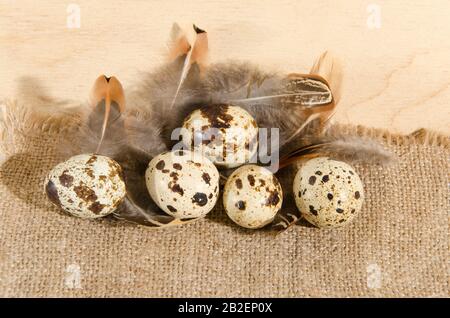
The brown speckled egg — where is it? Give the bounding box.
[293,157,364,228]
[145,150,220,219]
[44,154,126,219]
[181,105,258,169]
[223,165,283,229]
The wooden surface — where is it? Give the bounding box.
[1,0,449,134]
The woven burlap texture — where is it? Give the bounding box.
[0,100,448,297]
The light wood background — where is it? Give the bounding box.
[1,0,449,134]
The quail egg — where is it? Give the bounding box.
[181,104,258,169]
[293,157,364,228]
[44,154,126,218]
[145,150,220,219]
[223,165,283,229]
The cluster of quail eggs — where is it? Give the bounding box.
[45,104,364,229]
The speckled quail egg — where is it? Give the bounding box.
[181,105,258,169]
[145,150,220,219]
[223,165,283,229]
[44,154,126,219]
[293,157,364,228]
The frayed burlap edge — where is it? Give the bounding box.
[1,98,448,155]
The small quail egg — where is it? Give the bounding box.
[181,104,258,169]
[293,157,364,228]
[223,165,283,229]
[44,154,126,218]
[145,150,220,219]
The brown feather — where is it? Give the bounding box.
[167,23,191,62]
[170,24,209,109]
[88,75,126,153]
[279,135,396,170]
[309,51,343,105]
[191,24,209,71]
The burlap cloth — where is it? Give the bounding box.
[0,101,448,297]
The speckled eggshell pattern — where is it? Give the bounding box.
[223,165,283,229]
[44,154,126,219]
[293,157,364,228]
[145,150,220,219]
[181,105,258,169]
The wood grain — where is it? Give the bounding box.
[1,0,449,134]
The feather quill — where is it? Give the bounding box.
[88,75,126,153]
[170,24,208,109]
